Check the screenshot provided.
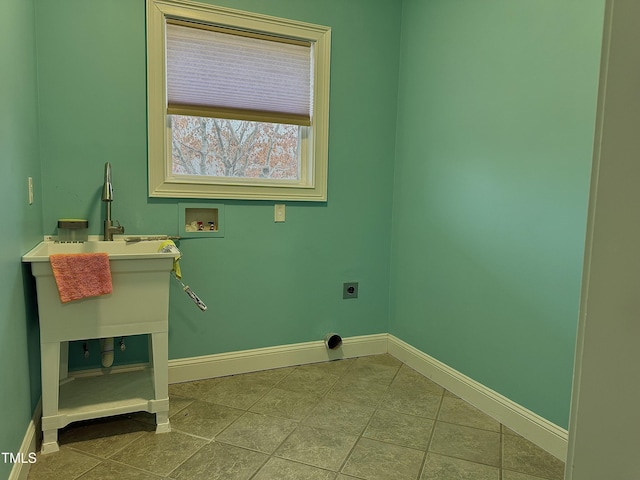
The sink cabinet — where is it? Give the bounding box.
[23,239,175,453]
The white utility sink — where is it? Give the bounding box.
[22,238,176,340]
[22,237,176,454]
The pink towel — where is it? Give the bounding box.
[49,253,113,303]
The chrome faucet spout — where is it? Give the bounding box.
[102,162,124,240]
[102,162,113,203]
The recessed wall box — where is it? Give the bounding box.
[178,203,225,238]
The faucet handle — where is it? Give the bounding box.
[112,220,125,234]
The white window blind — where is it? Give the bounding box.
[166,21,313,126]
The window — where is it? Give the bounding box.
[147,0,331,201]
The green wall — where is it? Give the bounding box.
[34,0,401,369]
[0,0,43,476]
[1,1,607,462]
[390,0,605,428]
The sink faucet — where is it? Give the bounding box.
[101,162,124,241]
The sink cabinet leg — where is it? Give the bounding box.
[40,341,61,453]
[59,341,69,382]
[150,331,169,433]
[150,332,168,399]
[41,429,60,454]
[155,412,171,433]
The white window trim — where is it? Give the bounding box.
[147,0,331,201]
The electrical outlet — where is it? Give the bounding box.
[274,204,286,223]
[343,282,359,299]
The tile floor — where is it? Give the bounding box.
[28,355,565,480]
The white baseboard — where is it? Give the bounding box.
[387,335,568,461]
[9,399,41,480]
[168,333,389,384]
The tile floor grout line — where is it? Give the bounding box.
[248,371,319,475]
[212,408,293,450]
[272,361,361,476]
[416,389,445,480]
[51,450,101,480]
[103,426,154,460]
[429,417,503,434]
[374,395,449,421]
[420,450,508,474]
[244,451,271,480]
[334,359,402,476]
[164,394,193,417]
[89,455,169,479]
[194,372,289,480]
[61,445,112,462]
[49,435,175,479]
[228,376,279,412]
[215,373,302,457]
[168,426,219,443]
[254,455,339,480]
[160,437,213,479]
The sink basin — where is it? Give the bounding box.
[23,238,176,262]
[22,237,176,342]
